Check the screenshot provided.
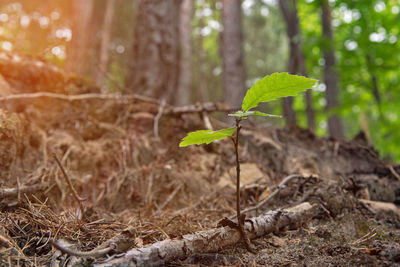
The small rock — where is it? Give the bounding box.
[268,235,286,247]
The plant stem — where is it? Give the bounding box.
[233,118,254,252]
[234,118,242,226]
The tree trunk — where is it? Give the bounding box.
[299,49,315,131]
[197,11,209,103]
[96,0,117,87]
[321,0,345,140]
[65,0,94,76]
[176,0,193,106]
[279,0,315,130]
[221,0,246,108]
[126,0,182,103]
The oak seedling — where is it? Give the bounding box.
[179,72,317,249]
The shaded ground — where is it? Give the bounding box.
[0,53,400,266]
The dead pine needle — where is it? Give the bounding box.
[53,154,85,219]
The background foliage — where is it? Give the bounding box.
[0,0,399,161]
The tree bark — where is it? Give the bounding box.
[176,0,193,106]
[96,0,117,86]
[126,0,182,103]
[65,0,94,75]
[321,0,345,140]
[279,0,315,130]
[221,0,246,108]
[95,203,315,267]
[197,12,209,102]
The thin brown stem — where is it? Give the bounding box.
[234,118,241,227]
[233,118,255,252]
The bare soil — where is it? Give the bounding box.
[0,53,399,266]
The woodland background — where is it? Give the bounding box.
[0,0,399,160]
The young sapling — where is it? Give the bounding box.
[179,72,317,250]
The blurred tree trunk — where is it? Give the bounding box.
[176,0,193,106]
[65,0,94,75]
[197,10,209,102]
[126,0,182,103]
[96,0,117,87]
[279,0,315,130]
[321,0,345,140]
[221,0,245,108]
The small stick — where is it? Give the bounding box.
[154,99,166,138]
[351,228,377,246]
[231,174,303,219]
[388,165,400,181]
[167,102,237,115]
[52,240,116,258]
[0,184,45,199]
[54,154,85,219]
[201,111,213,130]
[154,183,183,215]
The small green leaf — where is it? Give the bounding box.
[242,73,317,112]
[250,111,282,117]
[228,110,282,118]
[179,127,237,147]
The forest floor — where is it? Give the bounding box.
[0,53,400,266]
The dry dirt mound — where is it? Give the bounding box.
[0,54,399,266]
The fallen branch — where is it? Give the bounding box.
[95,202,315,267]
[0,92,160,105]
[0,92,235,115]
[166,102,235,115]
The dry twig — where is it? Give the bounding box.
[52,239,116,258]
[388,165,400,181]
[154,183,183,215]
[231,174,304,219]
[54,154,85,219]
[154,99,166,138]
[351,228,377,246]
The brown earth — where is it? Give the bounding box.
[0,53,399,266]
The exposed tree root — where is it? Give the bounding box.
[95,202,315,267]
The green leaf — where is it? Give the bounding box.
[242,73,318,112]
[179,127,237,147]
[228,110,282,118]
